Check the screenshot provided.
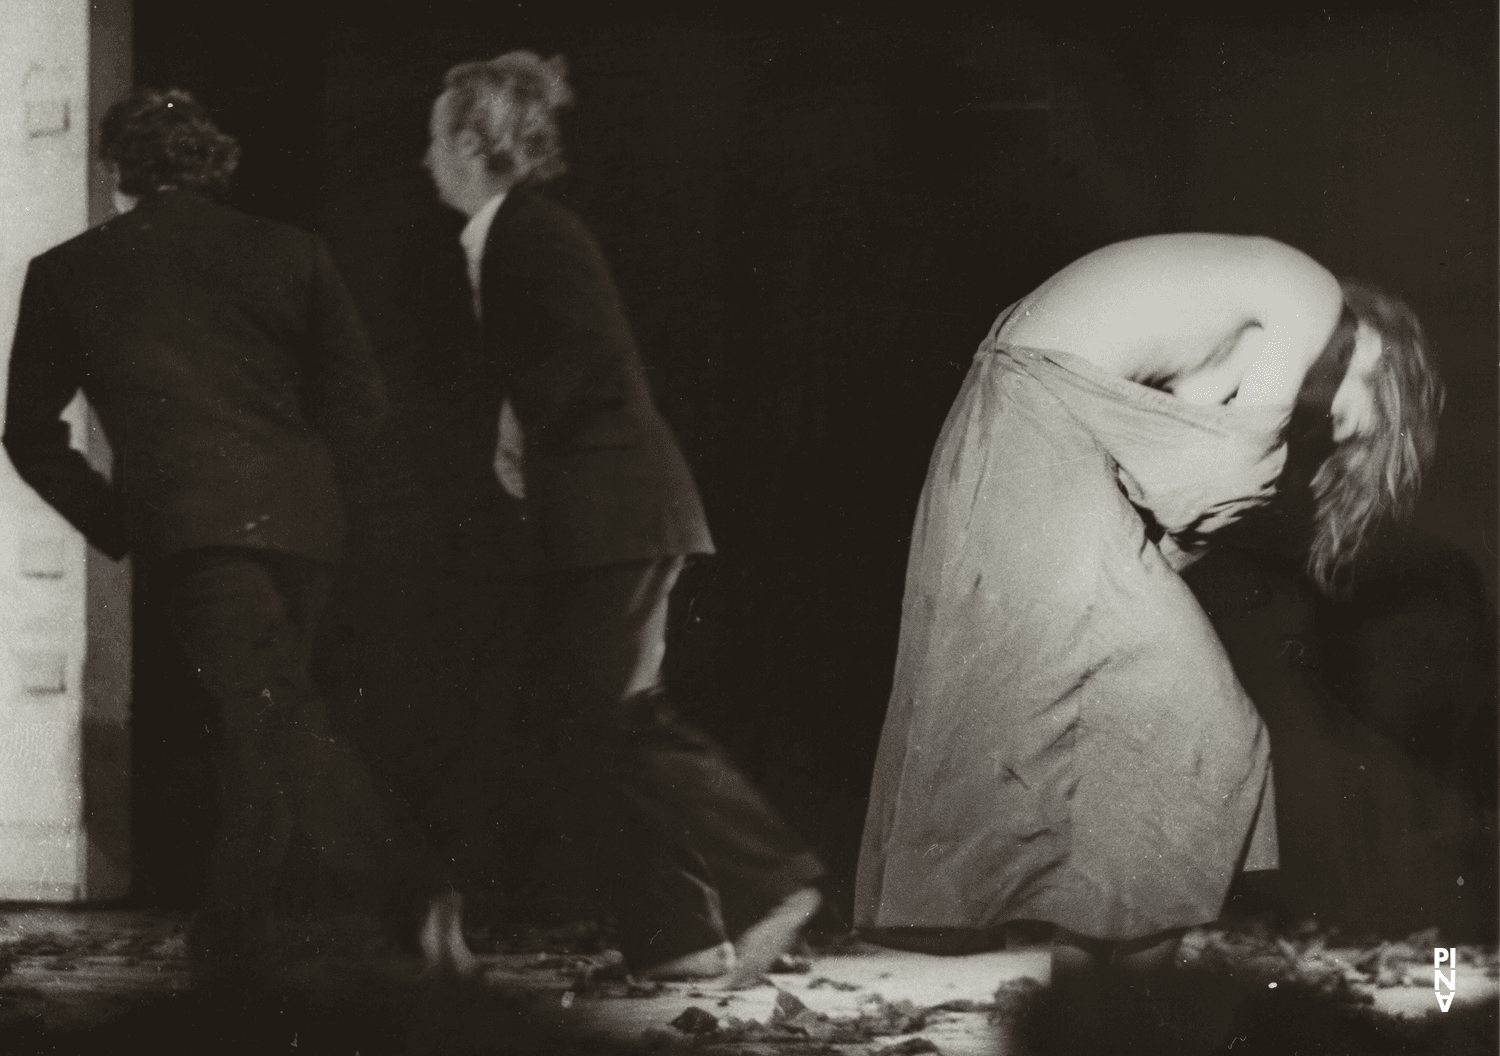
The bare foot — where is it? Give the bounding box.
[1048,926,1184,981]
[724,887,823,990]
[637,940,737,981]
[1050,927,1110,981]
[1113,928,1184,974]
[418,891,481,981]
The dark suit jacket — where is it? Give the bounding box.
[4,191,386,563]
[480,186,713,570]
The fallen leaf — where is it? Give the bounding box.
[670,1006,720,1035]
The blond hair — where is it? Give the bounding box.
[442,51,574,185]
[1307,281,1445,594]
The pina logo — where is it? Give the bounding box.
[1434,947,1458,1012]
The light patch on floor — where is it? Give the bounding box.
[0,909,1495,1054]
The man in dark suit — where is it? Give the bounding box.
[425,53,824,984]
[4,89,470,979]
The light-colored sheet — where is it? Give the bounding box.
[855,317,1286,941]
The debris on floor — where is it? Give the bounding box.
[805,976,862,992]
[647,987,968,1053]
[1181,920,1500,998]
[873,1040,941,1055]
[0,909,1494,1055]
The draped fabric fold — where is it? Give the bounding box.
[856,319,1287,941]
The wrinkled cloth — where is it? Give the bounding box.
[856,316,1286,941]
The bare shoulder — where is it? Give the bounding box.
[1023,233,1331,316]
[1208,234,1341,310]
[1000,233,1342,387]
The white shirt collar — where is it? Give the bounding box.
[459,190,507,295]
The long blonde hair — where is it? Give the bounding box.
[1306,281,1445,594]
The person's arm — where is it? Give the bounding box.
[2,258,129,559]
[1013,234,1345,404]
[490,211,640,457]
[1157,533,1208,573]
[301,234,389,445]
[1227,239,1345,409]
[493,399,526,499]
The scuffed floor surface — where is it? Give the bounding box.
[0,908,1495,1056]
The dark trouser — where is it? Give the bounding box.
[150,547,441,962]
[525,557,823,971]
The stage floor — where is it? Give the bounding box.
[0,907,1494,1054]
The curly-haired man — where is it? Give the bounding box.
[4,89,471,984]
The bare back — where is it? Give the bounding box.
[997,233,1345,409]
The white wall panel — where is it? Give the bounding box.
[0,0,132,901]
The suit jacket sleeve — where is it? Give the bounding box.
[3,258,129,559]
[302,234,389,448]
[490,212,640,454]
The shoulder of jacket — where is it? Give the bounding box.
[506,187,595,243]
[171,195,309,244]
[217,206,329,280]
[232,207,314,248]
[36,217,121,265]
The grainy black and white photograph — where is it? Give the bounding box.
[0,1,1495,1053]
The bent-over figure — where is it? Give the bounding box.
[855,233,1443,975]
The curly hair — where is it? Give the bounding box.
[100,88,240,200]
[441,51,573,185]
[1306,281,1445,594]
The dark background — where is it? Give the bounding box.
[131,1,1497,936]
